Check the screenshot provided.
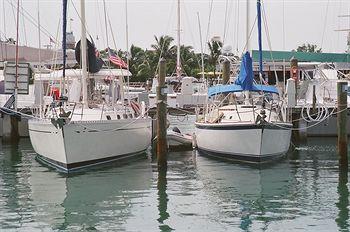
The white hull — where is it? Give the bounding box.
[195,123,292,162]
[28,118,151,172]
[167,132,192,147]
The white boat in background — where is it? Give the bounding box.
[28,0,151,173]
[295,65,350,136]
[148,0,207,109]
[148,76,207,108]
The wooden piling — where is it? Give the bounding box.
[2,114,19,143]
[157,58,168,169]
[337,81,348,167]
[290,57,298,102]
[312,85,316,115]
[222,60,230,84]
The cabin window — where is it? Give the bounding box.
[117,115,121,120]
[106,115,111,120]
[229,116,233,119]
[123,114,128,119]
[129,114,133,118]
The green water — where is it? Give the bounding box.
[0,138,349,231]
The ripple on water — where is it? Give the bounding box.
[0,138,349,231]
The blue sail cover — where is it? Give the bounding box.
[235,51,253,90]
[207,51,279,97]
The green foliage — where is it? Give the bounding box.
[294,43,322,53]
[99,34,220,82]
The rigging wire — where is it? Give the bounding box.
[183,1,197,50]
[205,0,214,53]
[320,0,330,50]
[282,0,285,50]
[153,0,176,76]
[103,0,109,47]
[261,1,279,85]
[223,0,229,44]
[70,0,91,38]
[2,1,8,60]
[336,0,342,51]
[96,0,106,48]
[20,0,27,46]
[225,0,234,46]
[235,0,240,53]
[241,16,257,53]
[6,0,57,44]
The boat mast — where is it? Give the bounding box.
[62,0,67,96]
[14,0,20,111]
[38,0,42,117]
[246,0,250,52]
[125,0,130,104]
[80,0,88,108]
[197,12,205,81]
[257,0,263,81]
[176,0,181,78]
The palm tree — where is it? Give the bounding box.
[179,45,199,77]
[207,40,223,76]
[151,35,176,60]
[128,45,147,81]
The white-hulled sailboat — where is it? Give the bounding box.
[195,0,292,162]
[28,0,151,172]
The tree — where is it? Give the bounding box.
[179,45,199,77]
[128,45,147,82]
[151,35,176,60]
[294,43,322,53]
[207,40,223,76]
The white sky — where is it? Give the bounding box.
[1,0,349,54]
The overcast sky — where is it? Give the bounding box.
[1,0,349,54]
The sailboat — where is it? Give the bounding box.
[28,0,152,172]
[147,0,207,109]
[194,0,292,162]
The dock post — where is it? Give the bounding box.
[290,57,299,102]
[151,118,157,155]
[337,81,348,167]
[157,58,168,169]
[2,114,19,143]
[312,85,316,115]
[222,60,230,84]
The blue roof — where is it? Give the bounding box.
[208,84,279,97]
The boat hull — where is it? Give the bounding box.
[195,123,292,163]
[28,118,152,172]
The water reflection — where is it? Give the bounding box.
[28,154,154,231]
[0,138,349,231]
[0,140,34,230]
[336,166,349,231]
[157,166,173,231]
[195,153,292,231]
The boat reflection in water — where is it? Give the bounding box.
[1,138,349,231]
[29,154,154,231]
[195,150,293,230]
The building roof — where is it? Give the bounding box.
[252,50,350,63]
